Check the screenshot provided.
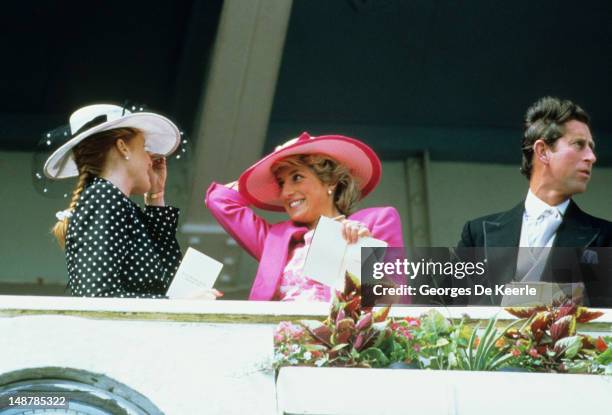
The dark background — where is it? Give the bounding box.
[2,0,611,165]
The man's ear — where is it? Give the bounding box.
[533,139,550,165]
[115,138,130,159]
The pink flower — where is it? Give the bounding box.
[404,317,420,327]
[399,328,413,340]
[274,321,305,344]
[528,348,539,358]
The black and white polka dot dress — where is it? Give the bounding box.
[65,176,182,298]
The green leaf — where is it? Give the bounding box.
[436,338,450,347]
[479,318,522,371]
[371,321,390,348]
[563,359,592,374]
[360,347,390,367]
[489,352,513,370]
[466,323,479,370]
[331,343,349,352]
[373,306,390,323]
[555,335,582,358]
[596,348,612,365]
[447,351,457,368]
[420,309,451,335]
[474,319,495,370]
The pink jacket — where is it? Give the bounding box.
[205,182,406,301]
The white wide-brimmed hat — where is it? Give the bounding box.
[44,104,181,179]
[238,132,382,211]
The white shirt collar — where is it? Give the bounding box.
[524,189,570,219]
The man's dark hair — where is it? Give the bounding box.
[521,96,590,179]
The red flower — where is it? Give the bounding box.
[400,328,413,340]
[528,348,540,358]
[595,337,608,352]
[511,349,521,357]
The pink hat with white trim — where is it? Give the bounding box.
[238,132,382,211]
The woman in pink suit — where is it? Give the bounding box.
[206,132,405,301]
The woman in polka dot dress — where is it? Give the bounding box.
[44,104,198,298]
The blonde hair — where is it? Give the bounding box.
[272,154,361,215]
[52,127,141,248]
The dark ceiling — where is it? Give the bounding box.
[2,0,611,166]
[268,0,612,164]
[0,0,222,150]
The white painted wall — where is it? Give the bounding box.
[0,314,275,414]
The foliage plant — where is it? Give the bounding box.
[273,274,611,374]
[502,301,612,374]
[274,273,392,368]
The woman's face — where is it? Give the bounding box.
[126,133,153,195]
[275,164,338,228]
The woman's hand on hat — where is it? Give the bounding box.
[225,181,239,191]
[340,219,371,244]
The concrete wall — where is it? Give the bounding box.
[427,161,612,246]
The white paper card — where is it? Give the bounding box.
[166,247,223,299]
[303,216,388,290]
[344,237,388,280]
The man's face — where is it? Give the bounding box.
[546,119,596,197]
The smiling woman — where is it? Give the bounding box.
[272,154,359,227]
[205,132,405,302]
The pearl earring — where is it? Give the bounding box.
[328,189,333,195]
[125,156,130,161]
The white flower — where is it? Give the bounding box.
[418,356,431,367]
[315,358,327,367]
[55,209,73,221]
[303,351,312,360]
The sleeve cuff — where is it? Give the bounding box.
[145,205,180,228]
[205,182,250,207]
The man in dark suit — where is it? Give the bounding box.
[458,97,612,307]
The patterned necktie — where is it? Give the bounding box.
[529,208,563,248]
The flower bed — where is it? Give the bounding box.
[273,274,612,374]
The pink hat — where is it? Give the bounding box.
[238,132,382,211]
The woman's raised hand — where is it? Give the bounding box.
[149,155,167,192]
[339,218,371,244]
[225,181,239,191]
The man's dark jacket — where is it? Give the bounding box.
[456,200,612,307]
